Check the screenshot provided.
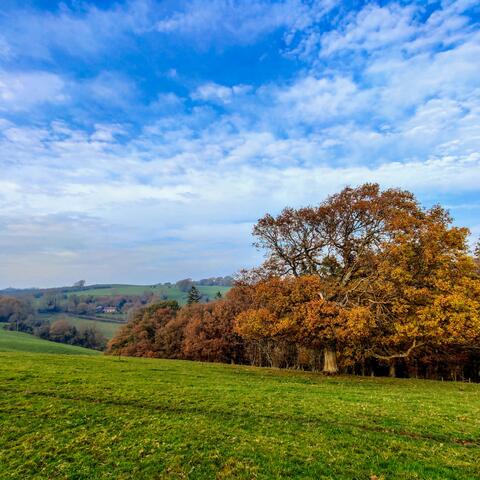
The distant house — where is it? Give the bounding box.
[95,305,104,313]
[103,306,117,314]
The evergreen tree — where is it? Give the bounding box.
[187,285,202,305]
[215,291,222,299]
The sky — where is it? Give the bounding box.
[0,0,479,288]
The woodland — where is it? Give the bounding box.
[107,184,480,381]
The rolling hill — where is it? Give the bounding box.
[1,284,231,305]
[38,314,123,340]
[0,328,100,355]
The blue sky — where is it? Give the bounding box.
[0,0,479,288]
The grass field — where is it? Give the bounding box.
[40,314,123,339]
[68,284,231,304]
[0,336,479,479]
[0,328,99,355]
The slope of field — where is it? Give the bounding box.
[40,314,123,339]
[67,284,230,304]
[63,316,123,339]
[0,328,100,355]
[0,350,479,479]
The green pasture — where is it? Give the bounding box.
[67,284,230,304]
[0,328,99,356]
[0,337,478,479]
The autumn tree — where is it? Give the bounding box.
[234,275,374,371]
[107,286,252,363]
[107,301,181,357]
[182,301,245,363]
[0,296,36,331]
[474,241,480,274]
[245,185,480,377]
[251,184,420,372]
[368,206,480,377]
[49,319,78,343]
[176,278,194,292]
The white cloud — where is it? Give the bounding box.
[2,116,480,219]
[272,76,363,122]
[156,0,335,47]
[192,83,252,104]
[1,0,479,287]
[320,3,417,57]
[366,34,480,114]
[288,0,479,65]
[1,0,153,61]
[0,71,67,111]
[90,124,128,143]
[83,71,139,107]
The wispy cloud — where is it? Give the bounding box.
[0,0,153,61]
[155,0,332,48]
[0,0,479,287]
[0,71,67,111]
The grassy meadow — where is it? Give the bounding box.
[0,328,99,355]
[66,284,231,304]
[1,330,479,479]
[39,314,123,339]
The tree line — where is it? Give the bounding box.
[107,184,480,380]
[175,276,233,291]
[36,292,156,316]
[0,296,106,350]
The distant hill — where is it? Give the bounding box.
[0,277,233,298]
[0,281,232,353]
[0,283,232,347]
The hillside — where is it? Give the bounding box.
[39,314,123,340]
[0,345,479,478]
[1,284,231,305]
[0,328,100,355]
[65,284,230,301]
[0,284,232,345]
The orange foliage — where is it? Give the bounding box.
[107,184,480,380]
[181,300,245,363]
[107,301,182,358]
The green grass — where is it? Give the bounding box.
[94,312,127,321]
[68,284,230,304]
[0,347,479,479]
[40,314,123,339]
[68,284,161,297]
[0,328,99,355]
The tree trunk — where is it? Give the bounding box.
[323,347,338,374]
[389,361,396,378]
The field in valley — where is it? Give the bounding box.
[0,330,479,479]
[31,284,232,340]
[39,314,123,340]
[66,284,231,303]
